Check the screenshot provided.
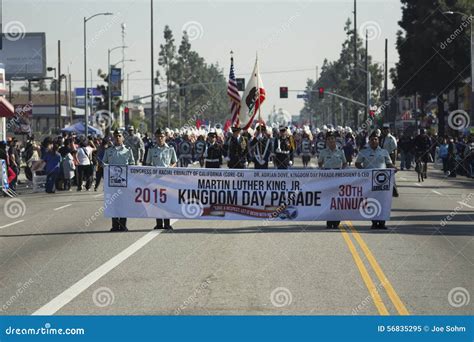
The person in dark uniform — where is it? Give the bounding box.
[194,135,207,167]
[203,129,223,168]
[227,127,248,169]
[178,133,193,167]
[273,125,295,169]
[103,130,135,232]
[250,123,272,169]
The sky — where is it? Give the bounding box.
[4,0,403,119]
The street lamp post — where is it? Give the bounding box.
[444,11,474,124]
[108,45,128,123]
[127,70,141,102]
[84,12,113,137]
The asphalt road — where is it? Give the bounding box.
[0,162,472,316]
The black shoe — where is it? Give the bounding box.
[164,225,173,230]
[371,224,378,229]
[378,225,388,230]
[110,227,121,232]
[153,225,163,230]
[120,227,129,232]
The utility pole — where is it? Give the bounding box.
[58,40,62,129]
[365,30,369,124]
[150,0,155,134]
[353,0,358,127]
[385,38,390,126]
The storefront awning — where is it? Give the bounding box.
[0,97,14,118]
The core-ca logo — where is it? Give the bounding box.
[372,170,390,191]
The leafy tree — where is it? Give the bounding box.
[301,18,383,128]
[392,0,473,136]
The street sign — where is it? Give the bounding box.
[75,88,101,97]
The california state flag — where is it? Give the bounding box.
[239,58,266,130]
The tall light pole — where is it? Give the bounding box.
[127,70,141,101]
[151,0,155,134]
[108,45,128,121]
[444,11,473,124]
[84,12,113,137]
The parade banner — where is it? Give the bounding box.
[104,166,394,221]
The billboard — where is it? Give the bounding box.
[0,33,46,80]
[12,103,32,134]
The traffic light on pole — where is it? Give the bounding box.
[318,87,325,99]
[124,106,130,126]
[280,86,288,98]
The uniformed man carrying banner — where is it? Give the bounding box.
[104,130,135,232]
[318,131,347,229]
[355,131,397,229]
[146,128,178,230]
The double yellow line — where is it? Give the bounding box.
[340,221,409,315]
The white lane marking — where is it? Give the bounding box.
[0,220,25,229]
[414,183,422,187]
[458,201,474,209]
[399,177,407,181]
[93,194,103,198]
[53,204,72,211]
[431,190,443,196]
[32,220,177,315]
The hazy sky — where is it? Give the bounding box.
[5,0,402,119]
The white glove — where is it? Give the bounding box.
[289,161,293,166]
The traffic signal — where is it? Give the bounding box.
[318,87,325,99]
[124,106,130,115]
[280,86,288,98]
[124,107,130,126]
[179,84,186,96]
[236,78,245,91]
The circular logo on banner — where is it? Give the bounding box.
[372,170,391,191]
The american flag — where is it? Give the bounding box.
[227,56,241,127]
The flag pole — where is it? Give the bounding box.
[256,52,262,125]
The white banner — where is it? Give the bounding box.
[104,166,394,221]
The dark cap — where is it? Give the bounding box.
[154,128,165,136]
[113,129,122,136]
[325,131,336,139]
[231,126,241,132]
[369,131,379,139]
[279,125,288,131]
